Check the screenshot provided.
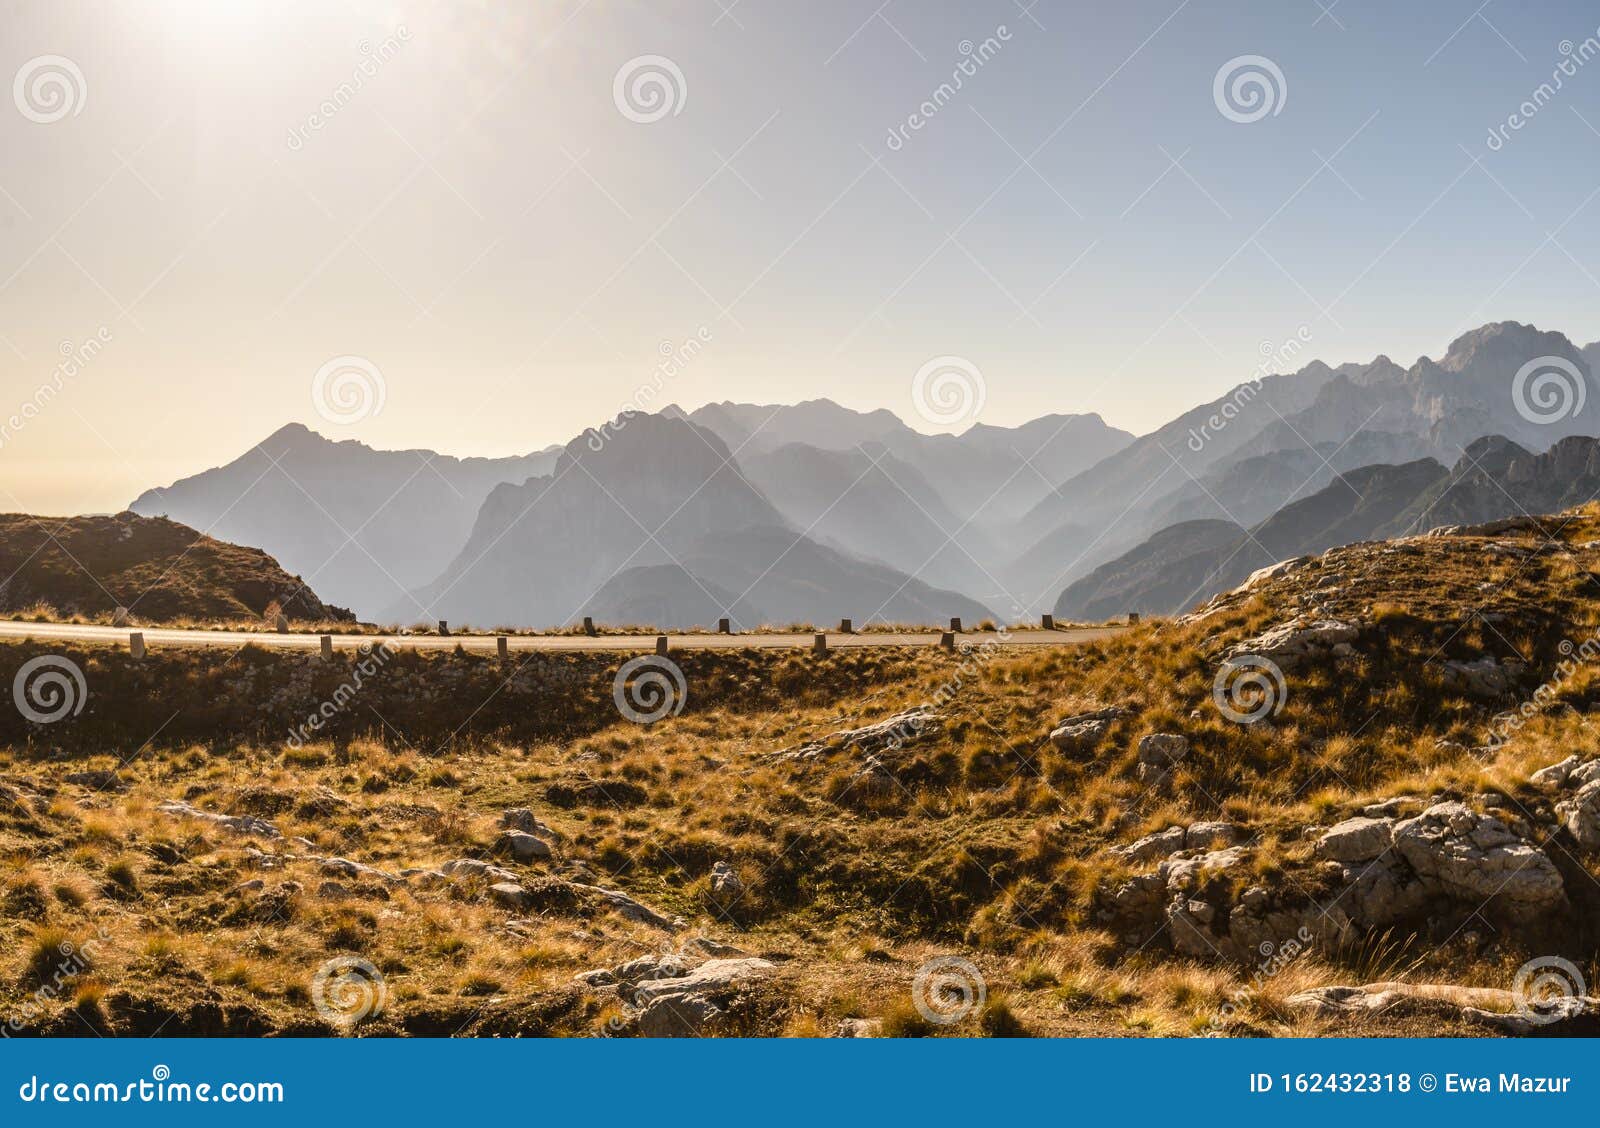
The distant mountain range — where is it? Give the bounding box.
[1057,433,1600,620]
[129,424,560,616]
[404,413,993,628]
[1015,321,1598,607]
[123,320,1600,629]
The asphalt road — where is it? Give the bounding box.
[0,620,1123,653]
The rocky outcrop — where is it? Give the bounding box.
[1104,799,1569,963]
[1314,816,1394,863]
[1110,821,1240,863]
[1225,618,1361,670]
[490,881,533,910]
[772,707,940,762]
[1110,826,1186,864]
[1323,802,1565,927]
[498,830,553,862]
[1390,802,1563,912]
[570,884,685,932]
[438,857,520,884]
[1425,515,1553,538]
[1559,780,1600,849]
[1287,981,1600,1035]
[1234,556,1311,593]
[1101,842,1345,962]
[575,949,776,1037]
[1048,706,1129,754]
[1527,756,1600,851]
[1186,821,1241,850]
[156,800,281,839]
[708,861,744,902]
[1529,755,1600,792]
[319,856,402,885]
[501,808,556,837]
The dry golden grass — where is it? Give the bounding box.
[2,508,1599,1036]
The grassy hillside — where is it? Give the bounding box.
[0,511,351,625]
[3,506,1599,1036]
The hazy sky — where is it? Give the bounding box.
[5,0,1600,514]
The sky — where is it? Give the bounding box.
[4,0,1600,514]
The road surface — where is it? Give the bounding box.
[0,619,1124,653]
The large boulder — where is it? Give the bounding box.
[1048,706,1129,754]
[637,993,724,1037]
[489,881,534,910]
[1226,618,1361,670]
[1315,817,1394,863]
[1391,802,1564,912]
[499,830,553,862]
[319,856,402,885]
[1233,556,1311,593]
[439,857,520,884]
[1185,821,1241,850]
[570,884,685,931]
[1110,826,1187,864]
[1109,821,1240,864]
[501,808,556,836]
[1531,755,1600,793]
[775,707,940,762]
[1530,756,1581,791]
[1558,780,1600,850]
[629,958,776,1005]
[626,958,776,1038]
